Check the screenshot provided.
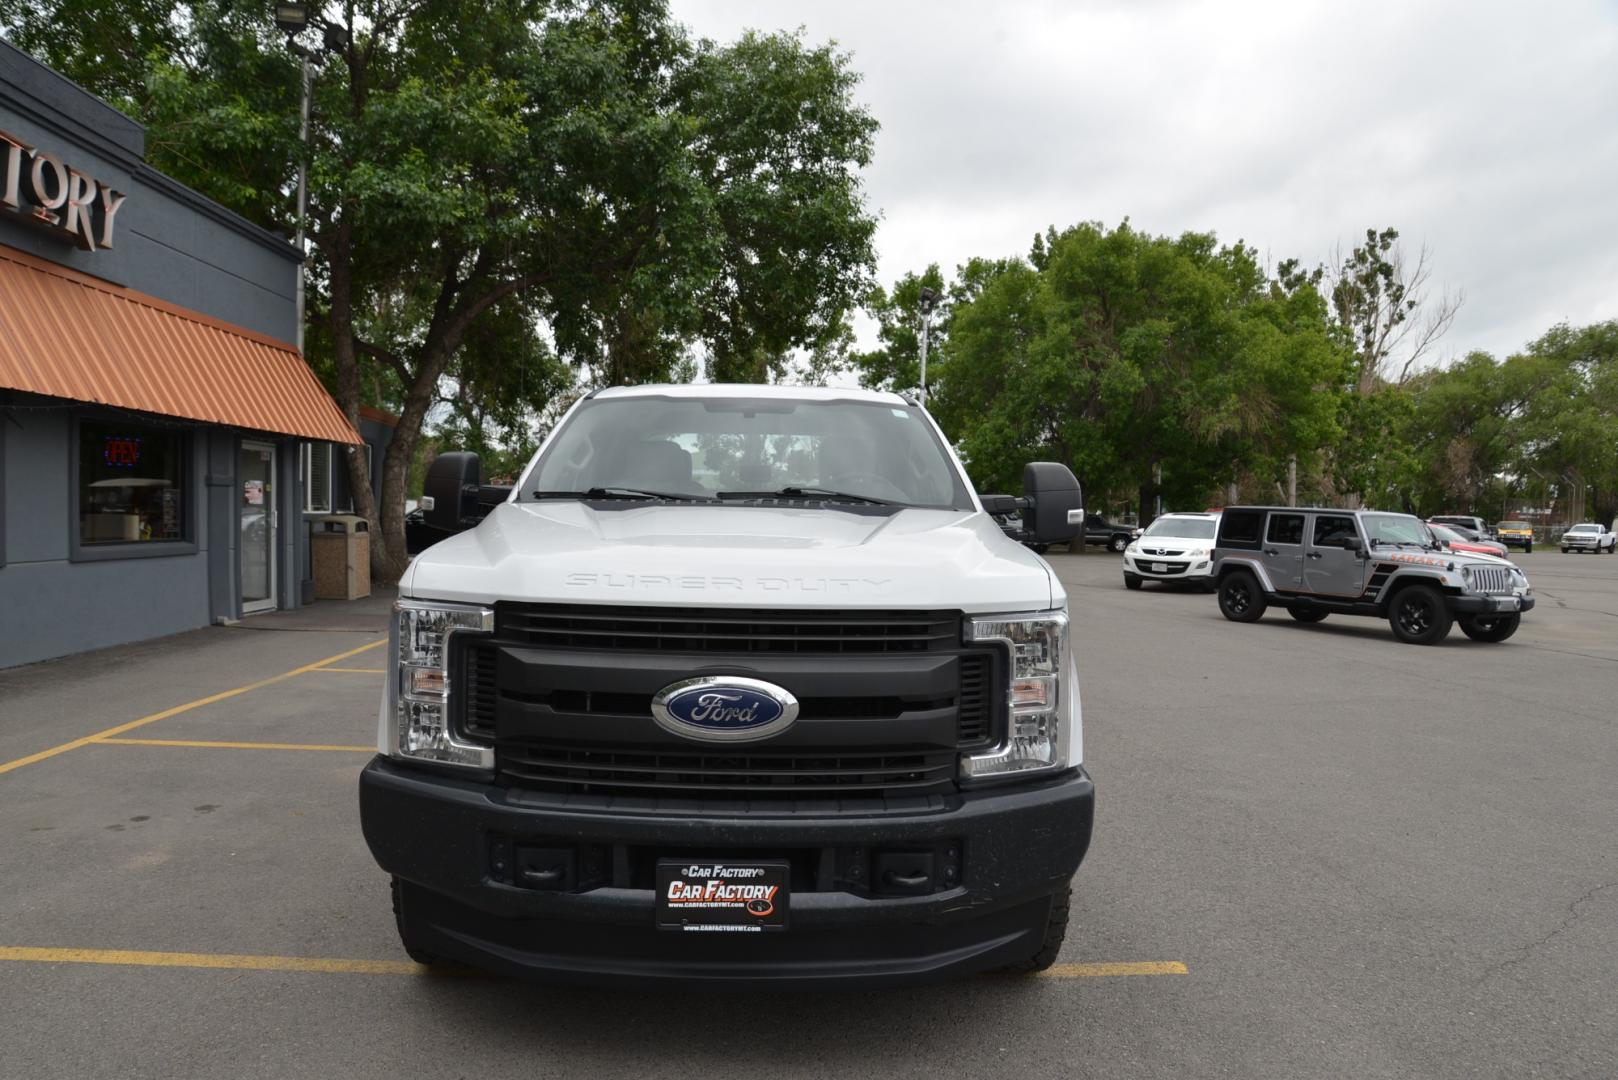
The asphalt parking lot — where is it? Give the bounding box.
[1,551,1614,1080]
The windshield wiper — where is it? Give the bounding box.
[532,487,717,503]
[716,486,902,506]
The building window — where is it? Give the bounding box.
[304,442,333,513]
[78,420,188,544]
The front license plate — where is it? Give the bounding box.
[1151,562,1169,573]
[656,859,789,933]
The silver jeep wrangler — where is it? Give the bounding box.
[1212,507,1535,645]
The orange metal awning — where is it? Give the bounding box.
[0,245,361,444]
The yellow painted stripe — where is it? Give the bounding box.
[0,945,1183,981]
[0,946,425,975]
[0,639,384,777]
[1036,961,1189,978]
[95,738,373,753]
[306,667,386,674]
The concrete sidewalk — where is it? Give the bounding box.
[0,591,391,772]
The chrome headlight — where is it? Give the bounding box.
[385,599,494,769]
[962,611,1075,783]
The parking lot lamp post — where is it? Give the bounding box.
[273,3,348,354]
[917,286,938,409]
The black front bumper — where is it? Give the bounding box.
[360,758,1095,989]
[1449,594,1535,615]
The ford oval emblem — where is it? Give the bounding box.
[651,676,799,743]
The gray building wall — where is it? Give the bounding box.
[0,43,311,669]
[0,40,299,343]
[0,396,309,667]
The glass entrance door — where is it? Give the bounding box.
[239,441,277,614]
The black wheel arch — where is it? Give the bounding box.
[1377,573,1457,615]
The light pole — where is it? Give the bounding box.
[274,3,348,354]
[917,286,938,409]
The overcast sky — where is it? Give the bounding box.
[673,0,1618,366]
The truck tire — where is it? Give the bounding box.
[1123,573,1143,590]
[391,877,460,970]
[1388,584,1453,645]
[1459,614,1520,643]
[1108,534,1128,553]
[1288,607,1328,623]
[1006,886,1071,974]
[1218,570,1267,623]
[1525,541,1532,554]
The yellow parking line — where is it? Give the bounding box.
[0,946,426,976]
[95,738,373,753]
[306,667,386,674]
[1037,961,1189,978]
[0,945,1185,980]
[0,639,385,777]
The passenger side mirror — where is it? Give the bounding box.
[1022,462,1083,544]
[423,451,513,533]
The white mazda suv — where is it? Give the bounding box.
[1123,512,1221,590]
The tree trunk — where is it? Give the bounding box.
[325,217,382,577]
[369,355,444,584]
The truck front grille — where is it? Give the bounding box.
[494,603,959,654]
[1469,567,1514,595]
[497,744,958,799]
[458,637,997,748]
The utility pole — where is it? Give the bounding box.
[274,3,350,355]
[917,286,938,409]
[294,55,311,354]
[1288,455,1297,507]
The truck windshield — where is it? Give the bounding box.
[527,395,974,510]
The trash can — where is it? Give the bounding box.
[311,515,371,600]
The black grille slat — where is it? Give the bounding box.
[495,604,958,655]
[503,688,950,721]
[461,641,499,738]
[957,653,991,744]
[498,744,956,798]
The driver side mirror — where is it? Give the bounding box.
[1022,462,1083,544]
[424,451,512,533]
[1345,537,1365,556]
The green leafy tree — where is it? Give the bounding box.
[2,0,879,581]
[676,29,879,383]
[924,222,1346,517]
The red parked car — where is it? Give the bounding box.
[1426,522,1508,559]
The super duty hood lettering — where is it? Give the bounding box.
[565,573,892,593]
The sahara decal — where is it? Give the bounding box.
[1385,553,1454,569]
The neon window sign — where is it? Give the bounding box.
[103,435,142,468]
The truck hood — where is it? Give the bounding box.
[404,501,1058,612]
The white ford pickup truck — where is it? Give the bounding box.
[359,383,1093,988]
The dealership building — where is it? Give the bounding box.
[0,42,365,668]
